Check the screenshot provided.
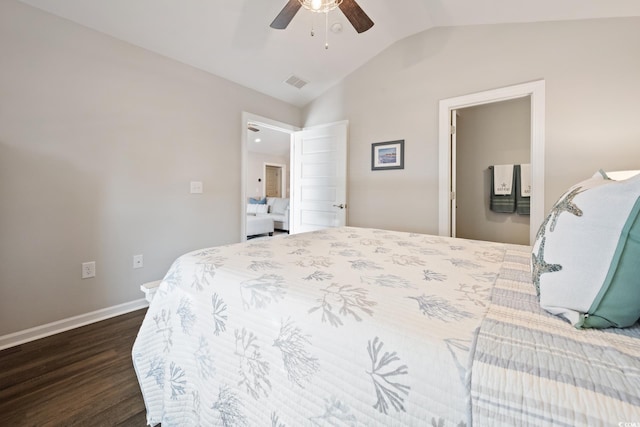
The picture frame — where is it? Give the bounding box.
[371,140,404,170]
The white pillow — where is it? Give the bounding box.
[533,171,640,328]
[271,198,289,215]
[247,204,268,215]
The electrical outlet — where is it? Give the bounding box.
[133,254,143,269]
[82,261,96,279]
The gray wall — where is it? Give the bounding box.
[303,18,640,234]
[456,98,530,245]
[3,5,640,337]
[0,1,300,336]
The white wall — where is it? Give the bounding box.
[0,0,300,336]
[456,98,531,245]
[303,18,640,234]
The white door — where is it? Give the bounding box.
[291,121,348,234]
[265,165,282,197]
[450,110,457,237]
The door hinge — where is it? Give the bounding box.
[450,191,456,200]
[450,125,456,135]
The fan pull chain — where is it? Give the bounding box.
[310,12,315,37]
[325,10,329,49]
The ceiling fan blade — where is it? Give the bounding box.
[339,0,374,33]
[270,0,302,30]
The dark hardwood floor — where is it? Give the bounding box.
[0,309,149,426]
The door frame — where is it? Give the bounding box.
[450,109,457,238]
[438,80,545,245]
[241,112,299,241]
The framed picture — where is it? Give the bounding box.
[371,140,404,170]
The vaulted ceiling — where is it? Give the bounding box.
[19,0,640,107]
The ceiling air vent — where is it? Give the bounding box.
[284,74,308,89]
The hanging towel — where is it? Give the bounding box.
[519,164,531,197]
[493,164,514,195]
[490,165,516,213]
[516,164,531,215]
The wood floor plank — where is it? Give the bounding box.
[0,309,149,426]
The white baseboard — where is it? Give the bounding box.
[0,298,149,351]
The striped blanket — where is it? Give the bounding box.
[471,247,640,426]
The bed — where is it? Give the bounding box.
[132,226,640,426]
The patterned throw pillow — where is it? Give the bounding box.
[532,171,640,328]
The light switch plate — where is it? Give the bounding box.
[190,181,203,194]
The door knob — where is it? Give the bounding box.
[333,203,346,209]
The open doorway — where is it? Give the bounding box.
[241,113,298,241]
[242,114,349,241]
[438,80,545,245]
[454,97,531,245]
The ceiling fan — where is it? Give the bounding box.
[271,0,374,34]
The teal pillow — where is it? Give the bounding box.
[533,171,640,328]
[249,197,266,205]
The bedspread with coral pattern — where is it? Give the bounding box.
[132,227,513,426]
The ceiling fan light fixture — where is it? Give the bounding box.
[271,0,373,38]
[298,0,343,14]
